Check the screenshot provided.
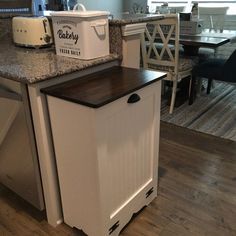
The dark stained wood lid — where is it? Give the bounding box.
[41,66,166,108]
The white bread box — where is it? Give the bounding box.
[51,4,110,60]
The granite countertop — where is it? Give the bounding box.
[40,10,164,26]
[109,13,164,25]
[0,35,120,84]
[0,12,165,84]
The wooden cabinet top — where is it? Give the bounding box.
[41,66,166,108]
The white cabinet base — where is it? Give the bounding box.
[47,81,161,236]
[121,23,146,69]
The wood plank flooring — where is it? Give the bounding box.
[1,122,236,236]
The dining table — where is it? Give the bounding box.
[179,29,236,55]
[183,29,236,103]
[196,29,236,40]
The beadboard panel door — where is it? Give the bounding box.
[96,82,161,227]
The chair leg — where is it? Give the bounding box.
[207,79,213,94]
[211,80,215,90]
[169,80,178,114]
[189,75,196,105]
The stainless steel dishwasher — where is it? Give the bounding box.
[0,77,44,210]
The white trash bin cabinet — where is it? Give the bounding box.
[42,67,166,236]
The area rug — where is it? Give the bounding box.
[161,81,236,142]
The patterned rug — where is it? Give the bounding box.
[161,81,236,142]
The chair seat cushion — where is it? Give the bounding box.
[193,58,226,80]
[221,50,236,83]
[148,57,194,73]
[178,58,195,71]
[179,46,214,63]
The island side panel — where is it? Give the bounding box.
[28,83,63,226]
[27,62,119,226]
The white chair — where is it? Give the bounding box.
[197,7,229,92]
[199,7,229,32]
[196,7,229,58]
[141,15,194,114]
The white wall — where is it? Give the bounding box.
[225,15,236,30]
[69,0,122,13]
[123,0,147,13]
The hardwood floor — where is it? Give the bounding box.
[1,121,236,236]
[122,122,236,236]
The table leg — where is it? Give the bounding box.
[183,45,200,56]
[189,75,196,105]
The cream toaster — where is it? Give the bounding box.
[12,16,53,48]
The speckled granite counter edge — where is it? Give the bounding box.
[0,53,121,84]
[109,14,164,26]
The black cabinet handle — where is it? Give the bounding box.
[127,93,141,104]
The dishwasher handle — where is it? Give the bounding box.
[0,85,22,101]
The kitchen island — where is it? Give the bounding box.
[0,31,121,226]
[0,12,166,229]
